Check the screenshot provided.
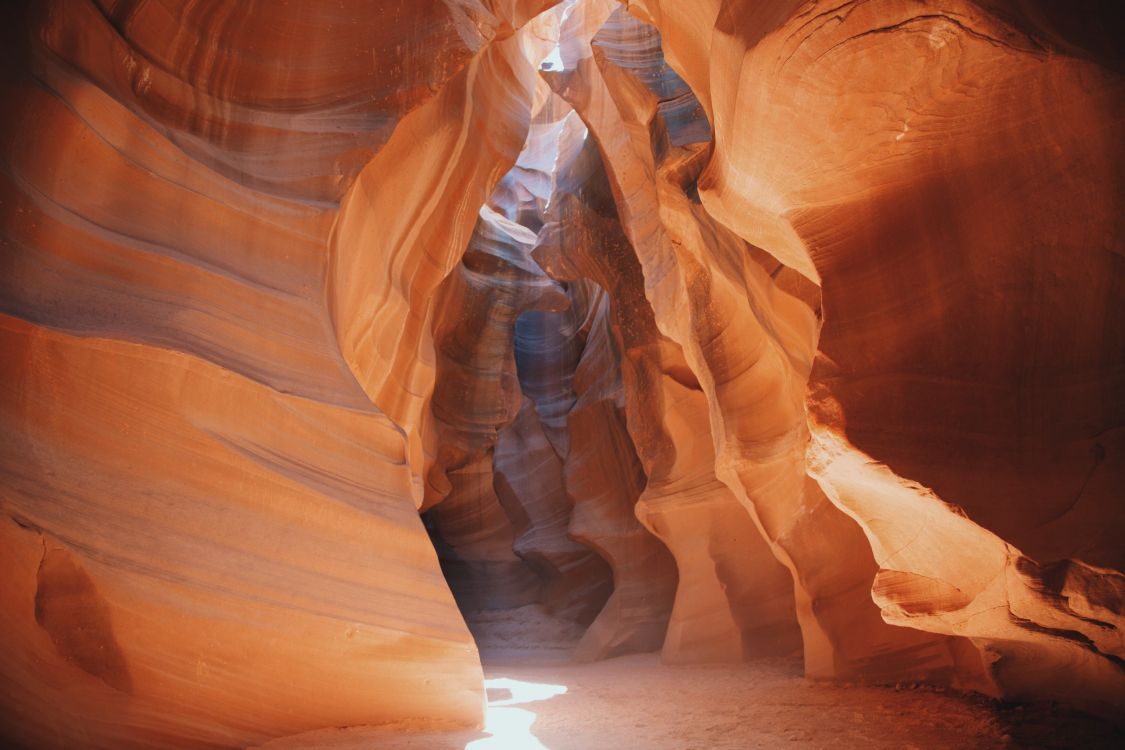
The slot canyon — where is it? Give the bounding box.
[0,0,1122,748]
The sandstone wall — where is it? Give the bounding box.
[1,0,1122,744]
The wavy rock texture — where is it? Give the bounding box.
[626,0,1124,716]
[329,16,562,493]
[425,455,543,613]
[493,394,617,624]
[422,213,548,622]
[534,128,802,664]
[421,110,621,634]
[0,317,478,748]
[545,4,982,689]
[561,291,679,661]
[1,0,1123,743]
[0,0,567,746]
[423,83,680,658]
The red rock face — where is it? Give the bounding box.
[1,0,1122,746]
[625,0,1124,715]
[0,1,557,746]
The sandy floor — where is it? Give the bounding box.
[257,651,1123,749]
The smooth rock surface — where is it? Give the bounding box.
[2,0,1123,744]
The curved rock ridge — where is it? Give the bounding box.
[1,0,573,746]
[493,392,618,626]
[544,3,982,689]
[566,293,679,660]
[624,0,1124,716]
[530,283,680,661]
[591,5,712,146]
[422,206,561,616]
[534,130,802,664]
[427,203,567,501]
[24,0,557,202]
[0,315,480,748]
[328,13,565,500]
[423,190,616,626]
[425,454,543,613]
[420,70,684,659]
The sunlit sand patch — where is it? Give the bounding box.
[465,678,569,749]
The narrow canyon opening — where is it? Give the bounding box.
[418,5,754,669]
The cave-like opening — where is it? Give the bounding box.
[418,3,774,670]
[418,3,711,666]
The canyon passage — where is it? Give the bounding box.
[1,1,1123,748]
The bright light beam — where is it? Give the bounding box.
[464,678,568,749]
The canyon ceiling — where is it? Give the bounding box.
[0,0,1122,747]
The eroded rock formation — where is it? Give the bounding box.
[1,0,1122,746]
[1,1,561,745]
[624,0,1124,715]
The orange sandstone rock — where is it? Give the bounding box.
[2,0,1123,742]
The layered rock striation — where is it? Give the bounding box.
[625,0,1125,715]
[1,0,564,746]
[1,0,1122,745]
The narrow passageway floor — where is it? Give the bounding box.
[256,653,1123,749]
